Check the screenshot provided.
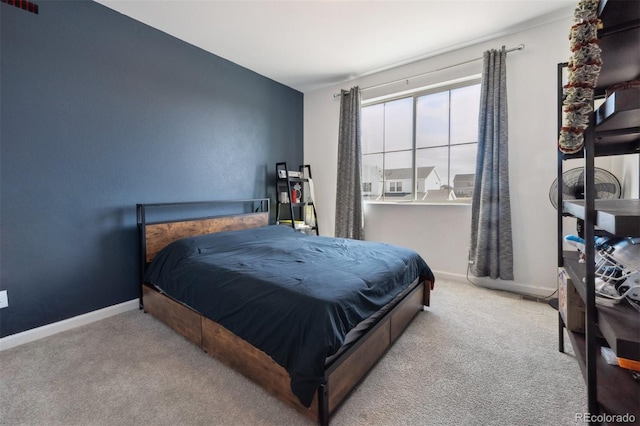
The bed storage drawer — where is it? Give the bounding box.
[390,283,424,342]
[326,318,390,413]
[325,280,424,414]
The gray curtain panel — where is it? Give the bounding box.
[469,48,514,280]
[335,87,364,240]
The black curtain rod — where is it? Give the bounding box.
[334,44,525,97]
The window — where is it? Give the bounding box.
[361,80,480,202]
[389,181,403,192]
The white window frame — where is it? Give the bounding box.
[361,77,481,204]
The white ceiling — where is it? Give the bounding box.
[95,0,576,92]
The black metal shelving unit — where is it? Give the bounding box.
[275,162,319,235]
[556,0,640,421]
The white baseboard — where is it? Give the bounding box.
[0,272,555,351]
[0,299,139,351]
[432,270,557,299]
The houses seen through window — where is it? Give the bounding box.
[361,80,480,202]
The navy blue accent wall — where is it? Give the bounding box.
[0,0,303,337]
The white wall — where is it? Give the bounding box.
[614,154,640,199]
[303,13,634,297]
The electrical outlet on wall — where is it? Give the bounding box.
[0,290,8,309]
[467,247,474,264]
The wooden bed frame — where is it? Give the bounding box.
[137,200,433,425]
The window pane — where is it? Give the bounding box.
[384,98,413,152]
[361,80,479,204]
[450,144,477,199]
[416,147,450,201]
[450,84,480,145]
[416,91,449,148]
[383,150,413,201]
[362,153,383,200]
[416,147,449,187]
[362,104,384,154]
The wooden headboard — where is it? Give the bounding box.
[137,199,270,272]
[143,212,269,263]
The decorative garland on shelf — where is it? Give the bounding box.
[558,0,602,154]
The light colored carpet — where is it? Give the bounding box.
[0,279,587,425]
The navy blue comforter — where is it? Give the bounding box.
[144,225,433,407]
